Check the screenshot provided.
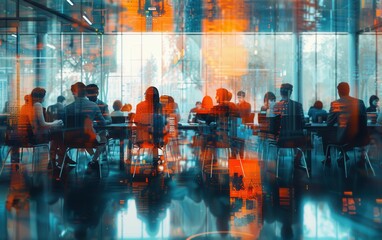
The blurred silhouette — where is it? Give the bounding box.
[62,82,107,171]
[195,96,213,123]
[63,181,107,239]
[261,92,276,117]
[110,100,124,117]
[366,95,379,113]
[188,101,202,123]
[121,103,135,122]
[46,95,66,122]
[273,83,306,168]
[135,86,167,169]
[86,84,112,124]
[236,90,252,124]
[2,101,9,113]
[307,100,328,123]
[324,82,368,166]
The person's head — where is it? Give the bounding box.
[121,103,132,112]
[313,100,323,110]
[31,87,46,104]
[263,91,276,106]
[237,91,246,103]
[369,95,379,107]
[24,94,31,104]
[216,88,229,104]
[57,95,66,104]
[195,101,202,109]
[280,83,293,98]
[112,100,123,111]
[337,82,350,97]
[86,84,99,102]
[202,96,213,110]
[71,82,87,98]
[145,86,160,110]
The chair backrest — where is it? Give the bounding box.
[64,113,97,146]
[111,116,126,124]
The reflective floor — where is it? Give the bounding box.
[1,136,382,239]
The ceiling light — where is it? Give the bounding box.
[66,0,74,6]
[11,34,17,38]
[82,14,93,25]
[46,43,56,49]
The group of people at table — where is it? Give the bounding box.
[2,80,377,175]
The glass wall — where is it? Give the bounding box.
[3,31,382,120]
[301,33,349,112]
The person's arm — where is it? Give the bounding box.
[33,103,62,128]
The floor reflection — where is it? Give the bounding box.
[1,140,382,239]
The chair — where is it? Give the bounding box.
[201,117,245,178]
[267,114,310,178]
[132,114,170,177]
[0,126,50,176]
[58,114,108,179]
[323,140,375,178]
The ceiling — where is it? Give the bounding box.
[0,0,380,34]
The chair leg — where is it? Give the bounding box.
[364,150,376,177]
[59,149,69,179]
[340,148,347,178]
[132,147,141,178]
[0,147,13,176]
[276,148,281,178]
[210,148,214,178]
[296,148,310,178]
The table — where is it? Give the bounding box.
[97,122,202,172]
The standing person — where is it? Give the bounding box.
[86,84,112,124]
[188,101,202,123]
[46,95,66,122]
[236,90,252,123]
[324,82,368,166]
[366,95,379,113]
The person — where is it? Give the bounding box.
[121,103,135,122]
[273,83,305,165]
[2,101,9,113]
[64,82,107,172]
[366,95,379,113]
[188,101,202,123]
[307,100,328,123]
[135,86,166,170]
[195,96,213,123]
[324,82,368,166]
[28,88,65,169]
[261,92,276,117]
[46,95,66,122]
[110,100,124,117]
[86,84,112,124]
[236,90,252,124]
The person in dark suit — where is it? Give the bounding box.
[273,83,305,165]
[324,82,368,165]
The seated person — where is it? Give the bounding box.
[86,84,112,124]
[195,96,213,123]
[188,101,202,123]
[121,103,135,122]
[366,95,379,113]
[325,82,368,166]
[236,91,252,123]
[135,87,166,168]
[63,82,107,172]
[307,100,328,123]
[273,83,305,165]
